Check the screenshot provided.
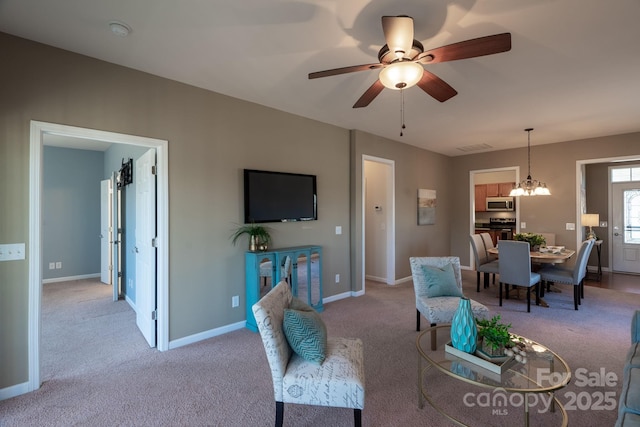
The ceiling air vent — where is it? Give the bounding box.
[456,143,493,153]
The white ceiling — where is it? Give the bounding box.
[2,0,639,156]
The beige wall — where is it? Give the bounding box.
[451,133,640,266]
[3,29,638,396]
[351,130,453,289]
[0,32,355,389]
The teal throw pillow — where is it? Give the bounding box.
[419,263,462,297]
[283,307,327,364]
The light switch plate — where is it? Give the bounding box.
[600,221,608,227]
[566,223,576,230]
[0,243,26,261]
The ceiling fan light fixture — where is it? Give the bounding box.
[379,62,424,90]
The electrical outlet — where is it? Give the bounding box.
[521,222,526,229]
[232,295,239,308]
[600,221,608,227]
[49,262,55,270]
[55,261,62,269]
[335,274,340,283]
[335,226,342,235]
[566,223,575,231]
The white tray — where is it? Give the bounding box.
[445,342,514,375]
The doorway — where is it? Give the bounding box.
[611,182,640,273]
[28,121,170,393]
[576,155,640,273]
[362,155,395,287]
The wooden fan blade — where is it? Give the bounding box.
[417,33,511,64]
[382,15,414,60]
[353,79,385,108]
[308,63,383,79]
[416,70,458,102]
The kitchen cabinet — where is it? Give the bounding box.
[474,185,488,212]
[485,182,515,197]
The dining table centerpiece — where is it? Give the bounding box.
[513,232,546,252]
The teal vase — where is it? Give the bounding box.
[451,297,477,353]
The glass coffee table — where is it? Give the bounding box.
[417,325,571,426]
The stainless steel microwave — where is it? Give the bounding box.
[486,197,515,211]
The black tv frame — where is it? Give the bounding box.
[243,169,317,223]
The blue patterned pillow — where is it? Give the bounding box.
[283,305,327,364]
[420,263,462,297]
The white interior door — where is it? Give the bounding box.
[100,179,112,284]
[612,182,640,273]
[136,149,157,347]
[111,173,121,301]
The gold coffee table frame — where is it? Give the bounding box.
[417,325,571,426]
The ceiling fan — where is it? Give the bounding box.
[308,16,512,108]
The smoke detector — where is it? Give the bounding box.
[109,21,131,37]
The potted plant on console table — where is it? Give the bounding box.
[230,223,272,251]
[513,232,546,252]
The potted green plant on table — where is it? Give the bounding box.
[230,223,272,251]
[476,315,515,357]
[513,232,546,251]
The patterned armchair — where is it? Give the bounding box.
[410,256,489,350]
[252,281,365,427]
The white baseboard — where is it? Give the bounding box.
[43,273,101,284]
[0,381,30,401]
[168,321,247,350]
[323,291,353,303]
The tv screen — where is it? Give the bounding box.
[244,169,317,223]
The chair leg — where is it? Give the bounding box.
[416,310,421,332]
[275,401,284,427]
[476,271,480,292]
[505,284,510,300]
[581,280,585,299]
[574,286,579,310]
[492,273,496,285]
[527,286,531,313]
[540,280,545,298]
[354,408,362,427]
[430,323,437,351]
[499,282,503,306]
[535,283,541,306]
[484,272,489,289]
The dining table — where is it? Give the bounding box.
[487,246,576,264]
[487,245,576,307]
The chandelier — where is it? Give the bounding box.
[509,128,551,196]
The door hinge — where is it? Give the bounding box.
[151,310,157,321]
[151,165,157,175]
[152,237,158,248]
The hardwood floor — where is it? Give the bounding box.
[585,271,640,294]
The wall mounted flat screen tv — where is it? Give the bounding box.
[244,169,317,223]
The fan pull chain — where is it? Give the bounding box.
[400,88,406,136]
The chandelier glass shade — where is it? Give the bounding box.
[509,128,551,196]
[379,61,424,90]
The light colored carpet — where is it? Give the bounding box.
[1,271,637,426]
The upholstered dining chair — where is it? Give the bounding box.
[409,256,489,350]
[539,239,595,310]
[479,233,498,262]
[498,240,541,312]
[252,281,365,427]
[470,234,500,292]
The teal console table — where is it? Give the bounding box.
[246,245,323,332]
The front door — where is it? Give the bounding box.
[612,182,640,273]
[135,149,157,347]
